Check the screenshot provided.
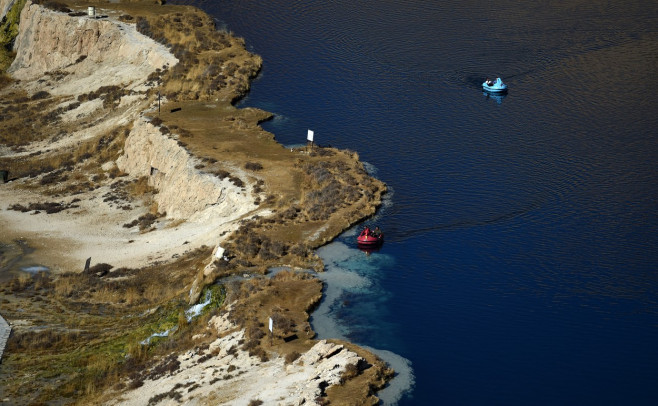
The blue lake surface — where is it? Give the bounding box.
[175,1,658,404]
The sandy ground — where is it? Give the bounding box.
[0,181,245,273]
[0,7,240,274]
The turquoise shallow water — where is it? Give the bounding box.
[175,1,658,404]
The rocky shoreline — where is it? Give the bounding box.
[0,1,392,404]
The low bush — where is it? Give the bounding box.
[31,90,50,100]
[39,170,66,185]
[341,362,360,382]
[271,312,295,334]
[123,213,160,231]
[135,17,152,38]
[147,354,181,381]
[245,161,263,171]
[229,175,244,188]
[9,200,79,214]
[285,351,301,364]
[148,389,181,406]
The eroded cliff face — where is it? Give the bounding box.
[0,3,251,270]
[117,118,255,221]
[9,1,177,96]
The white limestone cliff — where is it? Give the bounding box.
[9,1,177,96]
[116,118,255,221]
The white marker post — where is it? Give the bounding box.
[268,316,273,345]
[307,129,314,152]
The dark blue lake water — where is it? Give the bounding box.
[176,1,658,404]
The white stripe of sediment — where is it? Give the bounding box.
[0,314,11,363]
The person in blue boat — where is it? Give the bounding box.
[485,78,494,86]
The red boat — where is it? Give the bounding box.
[357,227,383,247]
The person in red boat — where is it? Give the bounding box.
[372,226,381,238]
[363,226,371,236]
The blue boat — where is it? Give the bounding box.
[482,77,508,93]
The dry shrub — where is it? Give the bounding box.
[245,161,263,171]
[129,176,154,196]
[289,243,309,258]
[245,324,265,342]
[0,74,13,89]
[147,354,181,381]
[271,312,295,335]
[7,273,34,292]
[229,175,244,188]
[9,200,80,214]
[123,212,161,231]
[31,90,50,100]
[250,347,268,362]
[212,169,230,179]
[285,351,301,365]
[148,389,182,406]
[341,363,360,382]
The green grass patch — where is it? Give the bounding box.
[0,0,27,72]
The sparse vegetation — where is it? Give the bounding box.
[245,161,263,171]
[0,0,389,404]
[285,351,301,364]
[8,199,80,214]
[0,245,222,403]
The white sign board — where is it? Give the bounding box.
[268,317,273,332]
[307,129,314,142]
[214,245,225,259]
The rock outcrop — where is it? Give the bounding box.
[116,118,255,220]
[110,313,363,405]
[9,1,177,95]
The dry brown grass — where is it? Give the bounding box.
[0,0,390,404]
[222,271,323,365]
[0,245,218,404]
[51,245,210,305]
